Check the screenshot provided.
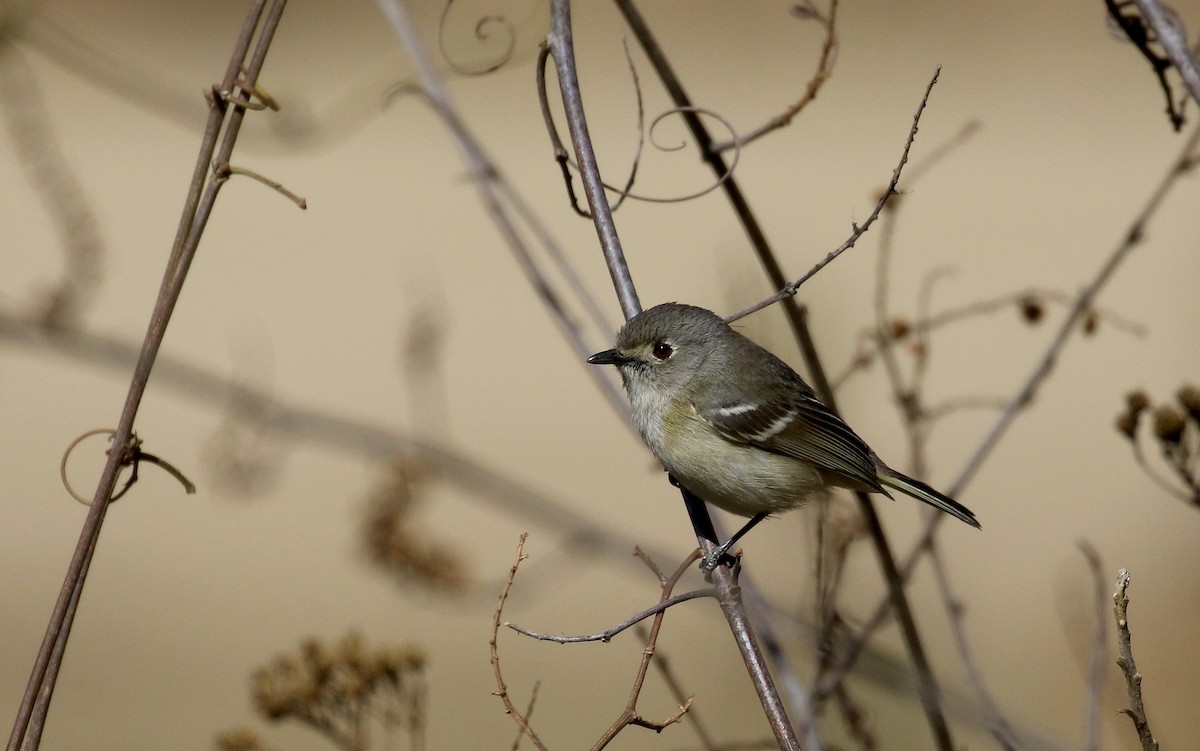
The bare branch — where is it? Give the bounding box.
[725,68,941,323]
[1113,569,1159,751]
[490,535,550,751]
[547,0,640,320]
[712,0,840,152]
[507,587,717,644]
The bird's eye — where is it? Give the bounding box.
[651,341,674,360]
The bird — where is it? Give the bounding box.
[588,302,979,565]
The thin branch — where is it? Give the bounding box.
[490,535,550,751]
[7,4,286,749]
[1113,569,1159,751]
[637,624,720,751]
[591,549,703,750]
[547,0,640,320]
[1106,0,1187,129]
[507,587,717,644]
[711,0,840,152]
[833,286,1145,388]
[726,68,941,323]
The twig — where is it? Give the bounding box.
[591,549,702,749]
[711,0,840,153]
[490,534,550,751]
[1113,569,1159,751]
[863,120,1021,746]
[726,68,941,323]
[927,541,1018,749]
[509,681,541,751]
[637,624,720,750]
[219,165,307,209]
[372,0,629,420]
[833,286,1145,388]
[506,586,717,644]
[6,4,287,749]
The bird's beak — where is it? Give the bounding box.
[587,348,626,366]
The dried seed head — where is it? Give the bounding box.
[1115,410,1139,440]
[1019,294,1044,323]
[1126,390,1151,414]
[1177,384,1200,422]
[1153,405,1186,445]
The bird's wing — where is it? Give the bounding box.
[694,392,884,493]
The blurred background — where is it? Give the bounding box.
[2,0,1200,748]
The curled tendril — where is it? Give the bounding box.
[604,106,742,204]
[438,1,516,76]
[60,428,196,506]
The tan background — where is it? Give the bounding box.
[3,0,1200,748]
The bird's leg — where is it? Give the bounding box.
[701,511,768,571]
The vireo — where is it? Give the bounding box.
[588,303,979,561]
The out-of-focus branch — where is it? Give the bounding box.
[1079,542,1108,751]
[0,310,662,567]
[0,42,104,328]
[372,0,629,420]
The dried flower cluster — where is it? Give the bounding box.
[223,631,427,751]
[363,460,467,593]
[1115,384,1200,505]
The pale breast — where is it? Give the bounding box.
[658,402,829,517]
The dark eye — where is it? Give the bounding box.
[652,341,674,360]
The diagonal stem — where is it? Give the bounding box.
[6,3,289,750]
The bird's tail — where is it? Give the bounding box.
[877,468,981,529]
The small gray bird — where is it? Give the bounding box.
[588,302,978,560]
